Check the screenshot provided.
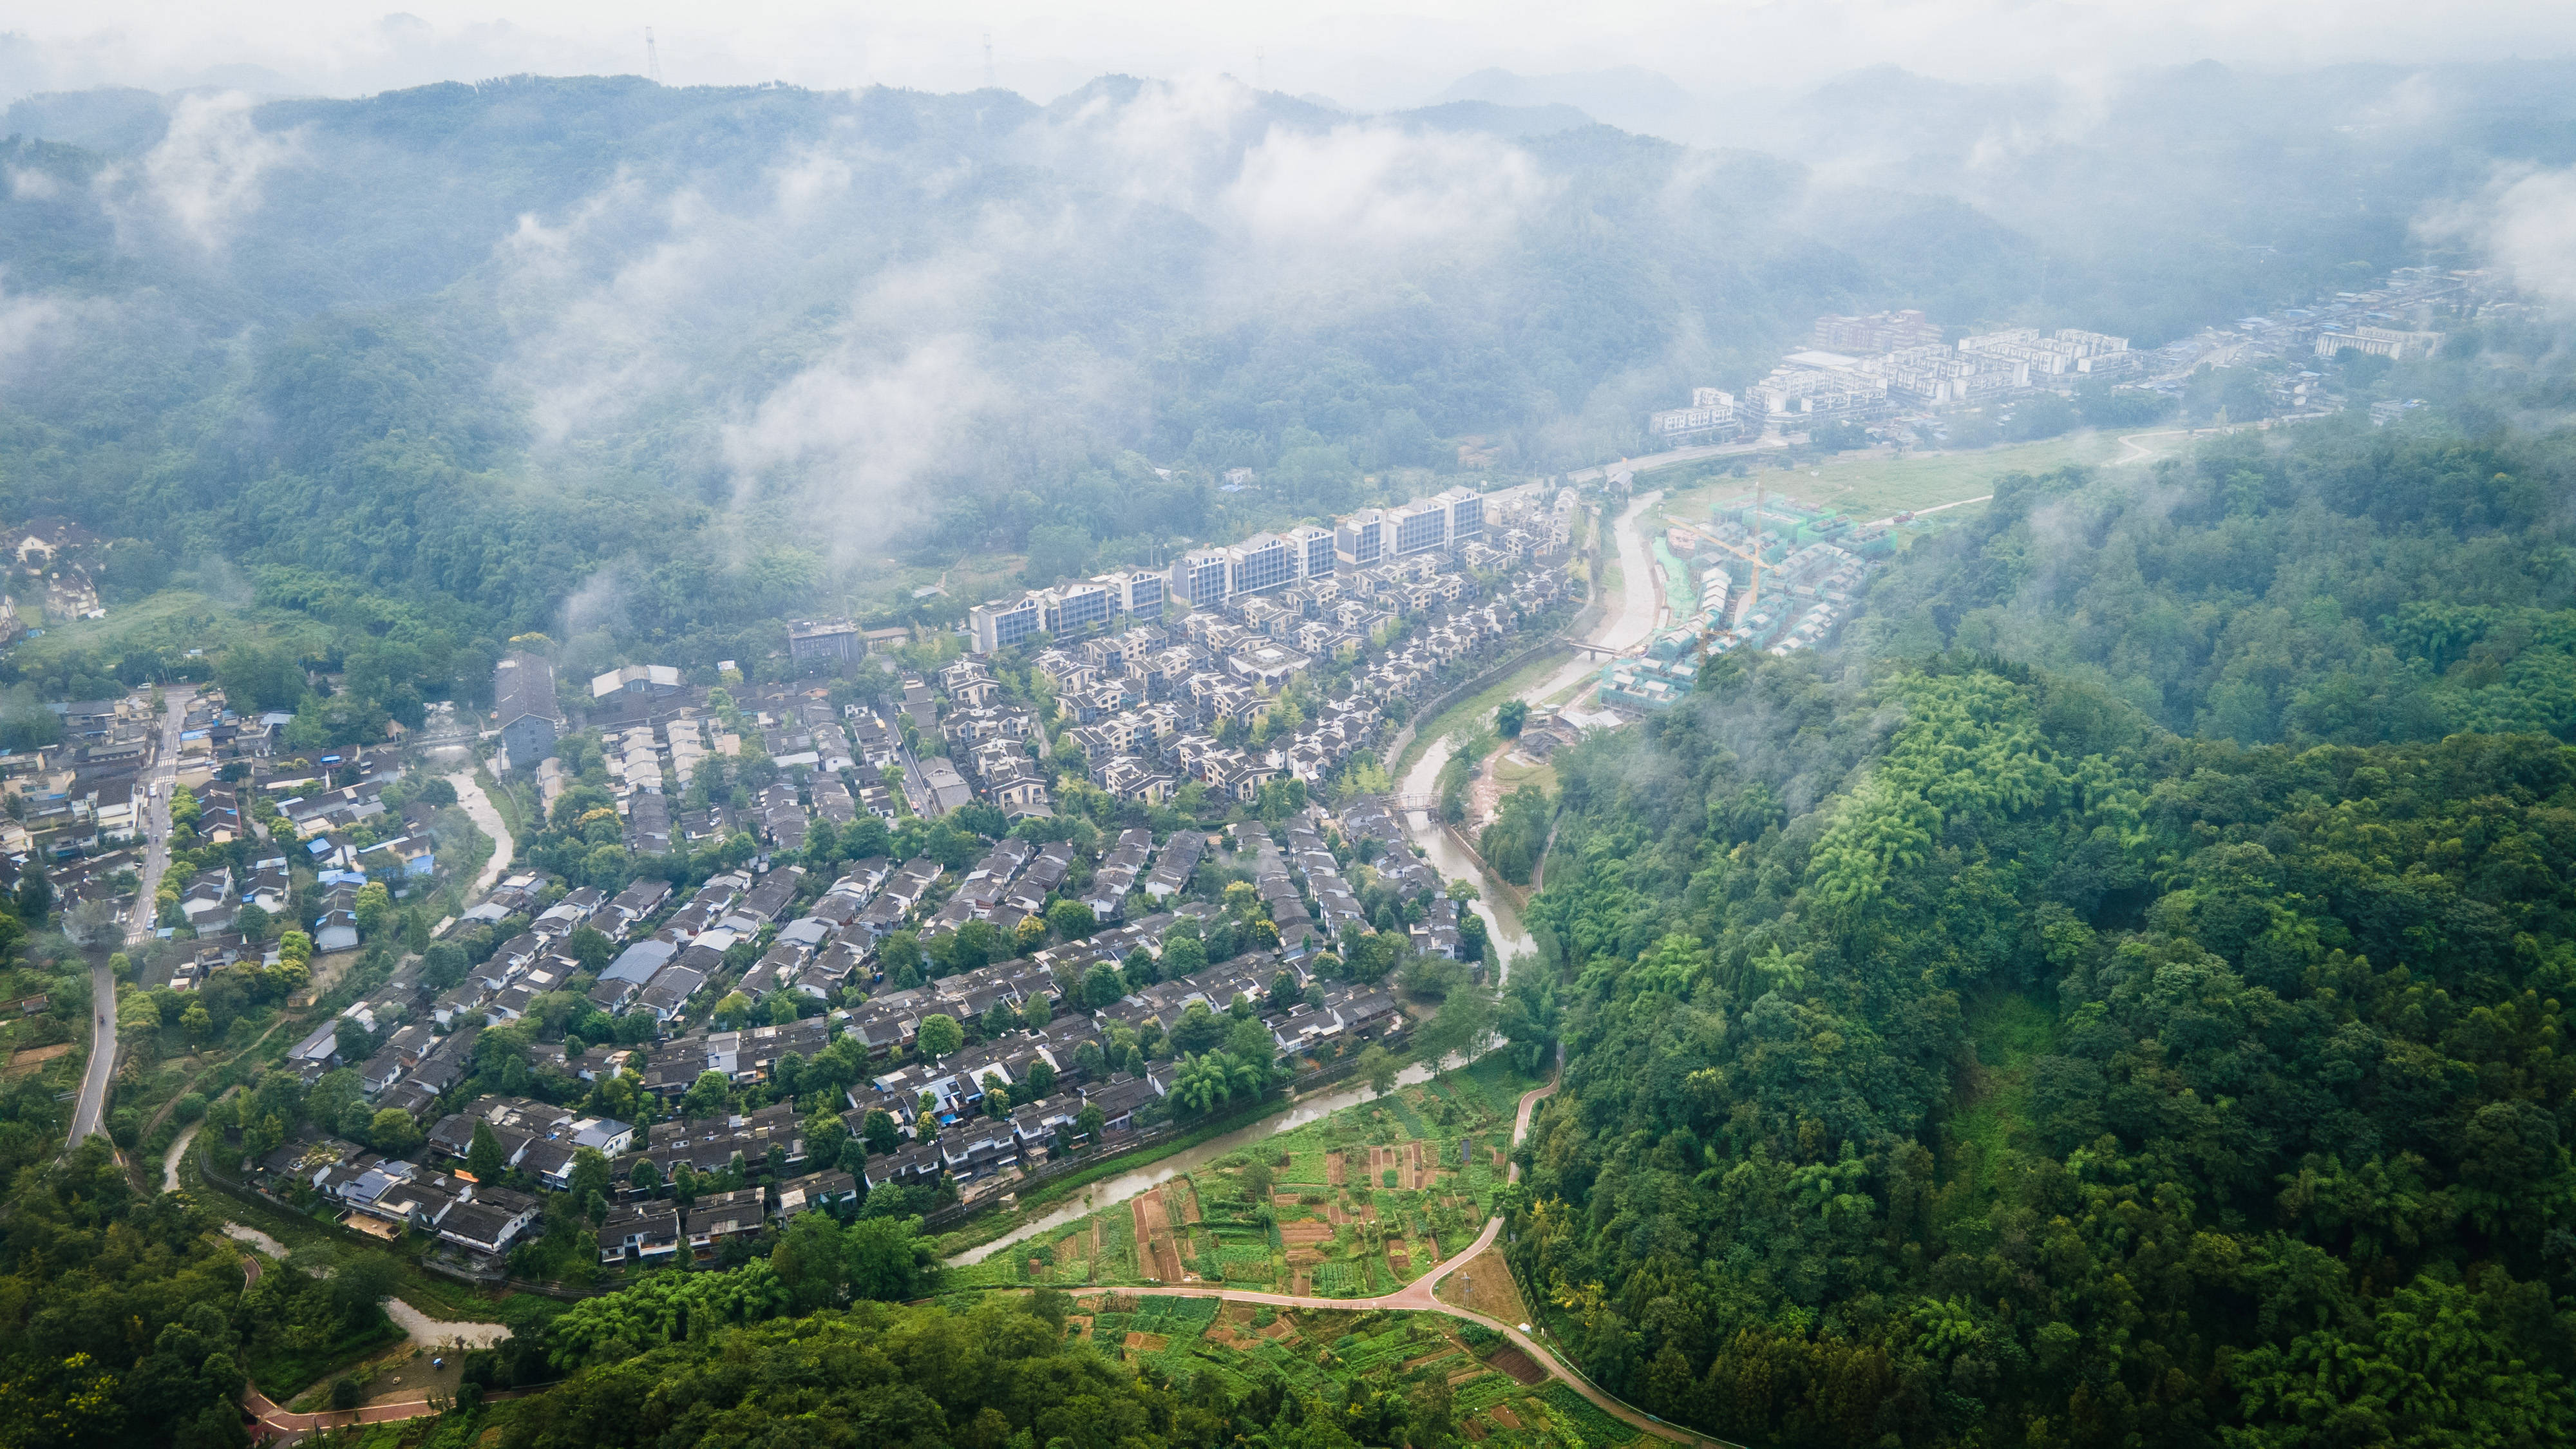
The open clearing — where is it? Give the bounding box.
[1653,428,2183,528]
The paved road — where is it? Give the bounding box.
[128,685,193,947]
[70,688,193,1149]
[445,770,515,898]
[247,1384,541,1441]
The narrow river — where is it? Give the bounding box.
[949,491,1656,1268]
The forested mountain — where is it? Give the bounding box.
[1507,422,2576,1446]
[5,61,2567,652]
[1850,421,2576,745]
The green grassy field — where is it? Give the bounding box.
[1652,428,2181,528]
[9,586,325,672]
[945,1057,1539,1299]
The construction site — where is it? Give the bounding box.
[1597,488,1892,710]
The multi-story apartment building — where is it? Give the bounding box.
[968,594,1043,654]
[1101,569,1164,615]
[1389,497,1450,556]
[1287,524,1336,580]
[971,492,1499,653]
[1170,548,1230,611]
[1439,488,1483,546]
[1041,580,1115,636]
[1335,509,1386,569]
[1226,533,1299,596]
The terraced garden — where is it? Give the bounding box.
[946,1057,1539,1296]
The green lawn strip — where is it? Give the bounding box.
[1385,1092,1430,1141]
[1653,430,2135,526]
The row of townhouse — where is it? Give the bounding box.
[778,908,1412,1195]
[597,1168,859,1265]
[1335,800,1465,961]
[636,1014,842,1099]
[1230,822,1318,948]
[969,489,1488,656]
[628,1099,807,1183]
[255,1135,544,1258]
[924,837,1037,937]
[1285,808,1370,940]
[1082,828,1156,918]
[425,1093,637,1189]
[585,869,797,1022]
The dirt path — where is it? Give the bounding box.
[164,1122,200,1191]
[223,1221,289,1258]
[383,1296,509,1350]
[448,770,515,898]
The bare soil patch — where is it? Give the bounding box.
[4,1043,72,1077]
[1131,1189,1182,1282]
[1487,1346,1546,1385]
[1123,1331,1168,1353]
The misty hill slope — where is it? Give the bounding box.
[0,73,2036,635]
[0,62,2553,644]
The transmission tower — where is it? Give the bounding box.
[982,33,995,89]
[645,28,664,84]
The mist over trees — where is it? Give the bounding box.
[6,62,2573,647]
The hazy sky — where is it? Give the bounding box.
[10,0,2576,118]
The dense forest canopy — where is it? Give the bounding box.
[1851,419,2576,746]
[1504,419,2576,1447]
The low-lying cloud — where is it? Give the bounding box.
[2430,164,2576,308]
[98,90,297,253]
[473,78,1564,565]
